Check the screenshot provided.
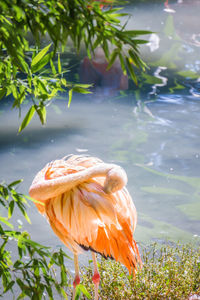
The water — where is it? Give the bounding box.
[0,0,200,266]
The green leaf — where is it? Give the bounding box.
[75,284,91,299]
[16,278,26,292]
[75,287,81,300]
[26,195,45,207]
[132,39,149,45]
[68,89,73,108]
[22,210,31,224]
[128,49,147,71]
[9,84,18,99]
[102,40,109,60]
[73,86,91,94]
[73,84,92,88]
[58,53,62,74]
[18,106,36,133]
[31,52,52,73]
[0,217,13,229]
[35,104,46,125]
[22,237,50,251]
[126,57,138,85]
[8,200,15,219]
[93,36,102,49]
[13,260,22,268]
[8,179,23,188]
[107,49,118,70]
[14,55,29,73]
[3,280,15,293]
[31,44,52,69]
[60,288,68,300]
[118,53,127,75]
[124,30,152,36]
[50,59,56,75]
[0,87,6,100]
[103,7,124,15]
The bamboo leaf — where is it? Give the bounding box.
[8,179,23,188]
[22,210,31,224]
[93,36,102,49]
[73,86,91,94]
[31,44,52,69]
[18,106,36,133]
[0,217,13,229]
[119,53,127,75]
[124,30,152,36]
[75,284,91,299]
[128,49,147,71]
[31,52,52,73]
[3,280,15,293]
[26,195,45,207]
[60,288,68,300]
[8,200,15,219]
[0,87,6,100]
[68,89,73,108]
[35,104,46,125]
[58,53,62,74]
[50,59,56,75]
[75,287,81,300]
[107,49,118,70]
[126,57,138,85]
[74,84,92,88]
[133,39,149,44]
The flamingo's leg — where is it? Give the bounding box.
[72,253,80,300]
[92,252,100,300]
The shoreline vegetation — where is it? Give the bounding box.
[0,181,199,299]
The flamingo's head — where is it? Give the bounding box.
[104,166,127,194]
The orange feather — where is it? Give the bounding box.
[29,155,142,275]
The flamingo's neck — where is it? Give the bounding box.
[29,163,127,201]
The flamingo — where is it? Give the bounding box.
[29,155,141,300]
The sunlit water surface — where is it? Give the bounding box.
[0,0,200,272]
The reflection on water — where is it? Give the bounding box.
[0,1,200,256]
[126,0,200,99]
[79,47,128,97]
[149,66,168,96]
[165,0,200,47]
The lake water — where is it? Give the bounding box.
[0,0,200,268]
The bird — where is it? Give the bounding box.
[29,154,142,300]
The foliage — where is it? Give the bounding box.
[0,0,150,132]
[0,180,75,299]
[0,180,199,299]
[82,243,200,299]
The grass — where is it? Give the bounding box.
[79,243,200,299]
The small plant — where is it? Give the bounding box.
[81,243,200,299]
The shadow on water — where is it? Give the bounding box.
[0,123,84,150]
